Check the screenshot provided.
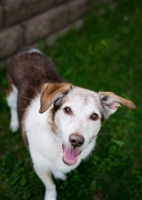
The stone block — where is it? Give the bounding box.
[102,0,116,3]
[87,0,116,12]
[55,0,67,4]
[0,25,23,59]
[46,19,84,47]
[23,5,69,45]
[2,0,54,27]
[53,5,69,30]
[86,0,100,12]
[0,4,3,29]
[67,0,88,22]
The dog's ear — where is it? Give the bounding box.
[39,83,72,113]
[98,91,136,120]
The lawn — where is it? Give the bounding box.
[0,0,142,199]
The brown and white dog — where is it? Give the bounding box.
[6,49,136,200]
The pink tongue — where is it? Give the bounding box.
[64,147,80,164]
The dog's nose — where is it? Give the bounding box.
[69,134,84,147]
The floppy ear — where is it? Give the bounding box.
[98,91,136,120]
[39,83,72,113]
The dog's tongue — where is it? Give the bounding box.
[63,147,80,165]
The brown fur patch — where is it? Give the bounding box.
[21,126,29,148]
[48,107,57,135]
[7,50,64,148]
[6,74,14,96]
[99,91,136,109]
[47,171,54,185]
[39,83,72,113]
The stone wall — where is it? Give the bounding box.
[0,0,115,60]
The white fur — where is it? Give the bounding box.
[6,84,19,132]
[27,48,42,54]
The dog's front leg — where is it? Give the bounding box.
[34,166,57,200]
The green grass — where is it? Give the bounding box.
[0,0,142,199]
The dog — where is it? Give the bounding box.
[6,49,136,200]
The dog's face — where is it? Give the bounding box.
[39,83,136,166]
[53,87,102,165]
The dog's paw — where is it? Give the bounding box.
[53,172,67,181]
[44,190,57,200]
[58,174,67,181]
[10,122,19,132]
[44,195,56,200]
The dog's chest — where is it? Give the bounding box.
[27,129,78,173]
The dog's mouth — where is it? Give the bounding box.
[62,144,81,166]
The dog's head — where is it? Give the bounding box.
[39,83,136,166]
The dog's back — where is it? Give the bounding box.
[7,50,63,142]
[7,49,63,91]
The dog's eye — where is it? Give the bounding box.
[90,113,99,121]
[63,107,72,115]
